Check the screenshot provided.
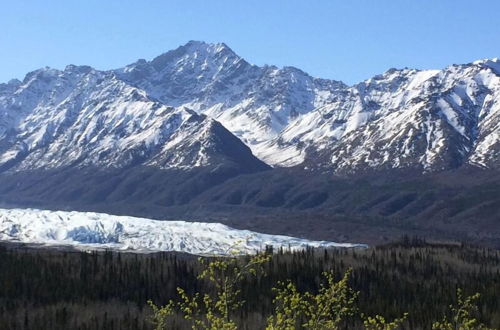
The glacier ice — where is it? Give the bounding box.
[0,208,367,255]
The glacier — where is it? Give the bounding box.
[0,208,367,255]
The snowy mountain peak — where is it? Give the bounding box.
[149,40,244,71]
[0,62,268,173]
[265,58,500,172]
[64,64,94,74]
[0,42,499,175]
[183,40,235,54]
[472,57,500,74]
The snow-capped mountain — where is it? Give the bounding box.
[0,43,499,248]
[0,208,366,255]
[0,62,267,173]
[115,41,346,160]
[268,59,500,172]
[0,41,499,176]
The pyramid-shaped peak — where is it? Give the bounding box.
[183,40,234,53]
[173,40,241,62]
[147,41,244,72]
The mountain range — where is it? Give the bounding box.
[0,41,499,247]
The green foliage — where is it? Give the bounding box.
[1,241,499,329]
[432,289,492,330]
[266,281,305,330]
[362,313,408,330]
[149,251,271,329]
[151,259,409,330]
[301,269,358,329]
[267,269,359,330]
[147,299,174,330]
[267,269,409,330]
[148,251,496,330]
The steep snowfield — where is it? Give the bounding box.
[0,64,266,172]
[0,41,499,174]
[268,60,500,172]
[114,42,500,171]
[0,208,366,255]
[115,41,346,159]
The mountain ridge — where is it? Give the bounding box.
[0,41,499,247]
[2,41,498,175]
[0,57,268,174]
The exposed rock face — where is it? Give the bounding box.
[0,42,499,248]
[1,41,498,174]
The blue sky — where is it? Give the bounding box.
[1,0,499,84]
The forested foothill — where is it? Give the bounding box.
[0,238,499,329]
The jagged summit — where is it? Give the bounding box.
[0,43,498,251]
[471,57,500,74]
[0,62,268,174]
[148,40,244,72]
[182,40,235,54]
[0,42,499,176]
[261,59,500,172]
[113,41,346,155]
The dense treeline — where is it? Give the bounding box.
[0,239,499,329]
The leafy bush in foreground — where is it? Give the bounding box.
[149,252,491,329]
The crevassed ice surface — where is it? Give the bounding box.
[0,208,367,255]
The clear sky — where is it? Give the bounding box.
[1,0,499,85]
